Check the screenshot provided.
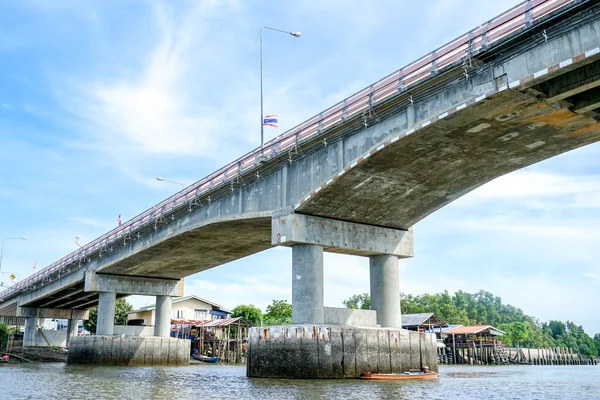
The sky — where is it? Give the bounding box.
[1,0,599,335]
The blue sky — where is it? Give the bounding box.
[1,0,599,335]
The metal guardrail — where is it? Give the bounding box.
[0,0,575,301]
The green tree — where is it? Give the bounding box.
[0,322,8,348]
[263,300,293,325]
[343,293,371,310]
[84,307,98,334]
[83,298,133,334]
[115,299,133,325]
[342,289,597,355]
[498,322,529,347]
[232,304,262,326]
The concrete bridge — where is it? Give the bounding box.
[1,0,599,375]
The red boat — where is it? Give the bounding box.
[361,371,439,380]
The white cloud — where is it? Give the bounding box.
[465,171,600,202]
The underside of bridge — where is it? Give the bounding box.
[297,71,600,229]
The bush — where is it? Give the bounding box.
[0,322,8,349]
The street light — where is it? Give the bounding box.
[260,25,302,158]
[156,177,184,190]
[0,237,27,275]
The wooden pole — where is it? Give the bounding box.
[452,334,456,365]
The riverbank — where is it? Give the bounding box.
[2,345,68,362]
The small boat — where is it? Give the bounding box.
[361,371,439,380]
[191,354,221,363]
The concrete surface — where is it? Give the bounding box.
[323,307,377,327]
[153,295,172,337]
[272,213,413,257]
[68,336,190,366]
[292,244,324,324]
[84,271,184,296]
[113,325,154,337]
[17,307,88,320]
[370,255,401,328]
[96,292,116,336]
[247,325,437,378]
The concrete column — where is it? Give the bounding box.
[24,316,40,347]
[66,318,78,346]
[292,244,324,324]
[370,254,401,328]
[97,291,116,336]
[154,295,173,337]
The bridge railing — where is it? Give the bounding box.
[0,0,576,301]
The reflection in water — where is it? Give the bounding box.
[0,363,598,399]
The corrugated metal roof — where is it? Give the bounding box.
[401,313,449,328]
[444,325,506,336]
[170,316,252,327]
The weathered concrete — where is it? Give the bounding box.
[370,255,401,328]
[292,244,324,324]
[68,336,190,366]
[272,213,413,257]
[23,317,40,347]
[66,318,78,346]
[84,271,184,296]
[247,325,437,378]
[97,292,116,336]
[113,325,154,337]
[154,295,172,338]
[16,306,88,320]
[25,329,68,347]
[323,307,377,327]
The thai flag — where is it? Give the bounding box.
[117,212,122,226]
[263,114,278,128]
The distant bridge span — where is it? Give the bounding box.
[1,0,599,319]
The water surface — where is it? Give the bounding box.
[0,363,598,399]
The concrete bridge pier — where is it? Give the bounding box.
[17,306,89,347]
[23,316,41,347]
[66,318,78,346]
[154,295,173,337]
[292,244,324,324]
[246,213,431,379]
[65,271,189,366]
[97,291,117,336]
[84,270,184,338]
[370,254,401,328]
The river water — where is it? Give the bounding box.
[0,363,598,399]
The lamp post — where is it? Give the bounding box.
[0,237,27,275]
[156,177,184,190]
[260,26,302,158]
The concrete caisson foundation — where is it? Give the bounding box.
[68,336,190,366]
[247,325,437,379]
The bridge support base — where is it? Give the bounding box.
[247,325,438,378]
[68,336,190,366]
